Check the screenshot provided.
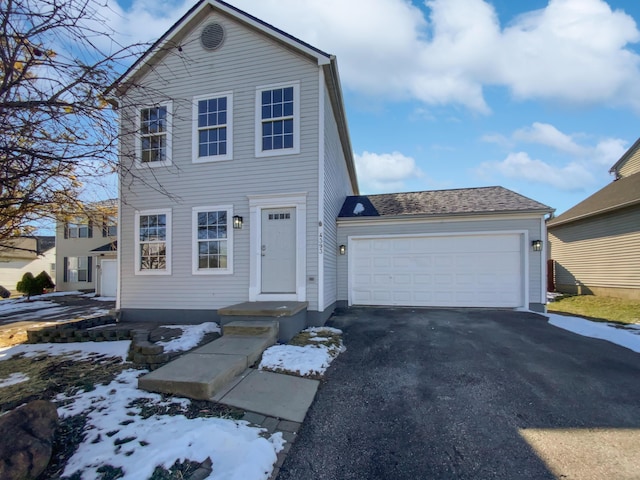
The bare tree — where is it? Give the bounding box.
[0,0,145,243]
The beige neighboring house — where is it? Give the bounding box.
[0,237,56,294]
[55,202,118,297]
[547,138,640,300]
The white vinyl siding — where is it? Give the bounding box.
[135,209,172,275]
[118,12,321,311]
[192,206,233,275]
[255,82,300,157]
[322,84,354,309]
[136,102,172,167]
[337,216,546,307]
[193,92,233,162]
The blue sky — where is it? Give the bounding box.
[107,0,640,215]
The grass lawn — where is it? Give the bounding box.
[548,295,640,325]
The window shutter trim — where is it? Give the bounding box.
[63,257,68,282]
[87,257,93,283]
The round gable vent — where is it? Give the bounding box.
[200,22,225,50]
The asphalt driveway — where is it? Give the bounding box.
[278,308,640,480]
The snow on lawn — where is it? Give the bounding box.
[57,369,284,480]
[0,299,61,315]
[157,322,221,353]
[259,326,345,377]
[546,313,640,353]
[0,372,29,387]
[0,340,131,362]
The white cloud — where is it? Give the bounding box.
[479,122,628,188]
[477,152,594,191]
[513,123,587,156]
[355,151,424,192]
[105,0,640,113]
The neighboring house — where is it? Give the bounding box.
[547,139,640,300]
[55,201,118,297]
[111,0,552,327]
[0,237,56,294]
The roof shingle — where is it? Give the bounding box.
[547,172,640,227]
[338,186,552,218]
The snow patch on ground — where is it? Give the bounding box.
[0,340,131,362]
[0,300,61,315]
[57,369,284,480]
[259,327,345,377]
[546,313,640,353]
[0,372,29,387]
[156,323,221,353]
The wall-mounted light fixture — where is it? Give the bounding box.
[339,244,346,255]
[233,215,243,229]
[531,239,543,252]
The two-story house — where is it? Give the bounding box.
[56,200,118,297]
[112,0,552,333]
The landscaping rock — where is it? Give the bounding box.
[149,326,183,343]
[0,400,59,480]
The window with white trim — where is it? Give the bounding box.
[193,92,233,162]
[135,209,171,274]
[67,222,90,238]
[137,103,172,166]
[192,206,233,274]
[67,257,88,282]
[255,83,299,157]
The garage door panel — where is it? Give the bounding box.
[350,235,523,308]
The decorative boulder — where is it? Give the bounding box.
[0,400,59,480]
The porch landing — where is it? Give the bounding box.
[219,301,308,342]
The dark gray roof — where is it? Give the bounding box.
[547,171,640,228]
[91,241,117,252]
[35,236,55,253]
[338,186,552,218]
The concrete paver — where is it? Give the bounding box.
[216,369,319,423]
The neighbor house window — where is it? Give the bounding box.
[193,92,233,162]
[137,102,172,166]
[135,209,172,274]
[65,256,91,283]
[255,82,299,157]
[66,221,91,238]
[192,206,233,274]
[103,215,117,237]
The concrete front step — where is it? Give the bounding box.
[138,327,277,400]
[223,320,279,339]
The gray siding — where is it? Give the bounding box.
[322,84,354,310]
[337,216,546,306]
[618,149,640,178]
[119,11,322,312]
[548,205,640,295]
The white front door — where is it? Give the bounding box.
[261,207,296,293]
[100,259,117,297]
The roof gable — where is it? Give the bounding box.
[609,137,640,179]
[112,0,331,95]
[547,171,640,227]
[339,187,552,218]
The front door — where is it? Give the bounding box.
[100,259,117,297]
[261,207,296,293]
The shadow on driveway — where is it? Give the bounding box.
[0,293,114,325]
[278,307,640,480]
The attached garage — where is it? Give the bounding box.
[337,187,553,312]
[350,233,524,308]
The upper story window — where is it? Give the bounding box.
[137,102,172,167]
[192,206,233,275]
[255,82,300,157]
[66,221,92,239]
[103,215,117,237]
[193,92,233,163]
[135,209,172,275]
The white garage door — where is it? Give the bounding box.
[350,234,523,308]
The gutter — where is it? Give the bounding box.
[547,198,640,228]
